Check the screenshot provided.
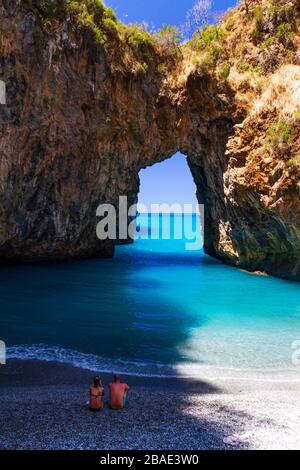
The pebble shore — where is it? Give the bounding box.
[0,360,300,450]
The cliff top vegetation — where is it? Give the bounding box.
[27,0,300,171]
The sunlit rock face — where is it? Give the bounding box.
[0,1,299,280]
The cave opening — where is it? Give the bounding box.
[138,153,198,211]
[136,152,202,251]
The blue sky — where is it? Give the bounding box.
[107,0,237,30]
[106,1,237,208]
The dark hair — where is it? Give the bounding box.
[94,375,101,387]
[114,374,121,382]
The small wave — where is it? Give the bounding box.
[6,344,300,382]
[7,344,185,378]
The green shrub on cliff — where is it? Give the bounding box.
[102,17,118,35]
[86,0,105,23]
[39,0,67,22]
[103,7,117,22]
[192,24,226,50]
[219,62,231,80]
[30,0,162,67]
[250,1,296,46]
[127,118,137,132]
[251,6,264,43]
[269,2,293,26]
[188,24,226,70]
[260,37,274,50]
[156,25,181,47]
[36,0,117,25]
[66,0,117,44]
[78,9,107,44]
[266,120,292,150]
[33,27,44,57]
[38,0,157,52]
[202,45,221,68]
[288,155,300,167]
[276,22,294,46]
[125,25,155,49]
[36,0,119,45]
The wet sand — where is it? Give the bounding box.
[0,360,300,450]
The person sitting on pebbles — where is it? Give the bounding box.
[89,375,105,411]
[109,374,130,410]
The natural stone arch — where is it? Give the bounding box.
[0,1,299,281]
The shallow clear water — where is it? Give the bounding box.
[1,214,300,378]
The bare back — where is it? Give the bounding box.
[109,382,129,409]
[89,385,104,411]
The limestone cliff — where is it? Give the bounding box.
[0,0,299,281]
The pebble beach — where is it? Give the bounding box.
[1,360,300,450]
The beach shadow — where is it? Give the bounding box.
[0,255,210,367]
[0,360,260,450]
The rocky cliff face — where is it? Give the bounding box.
[0,0,299,281]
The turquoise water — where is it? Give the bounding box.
[1,214,300,378]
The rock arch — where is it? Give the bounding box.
[0,2,299,281]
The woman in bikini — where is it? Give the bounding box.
[89,375,105,411]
